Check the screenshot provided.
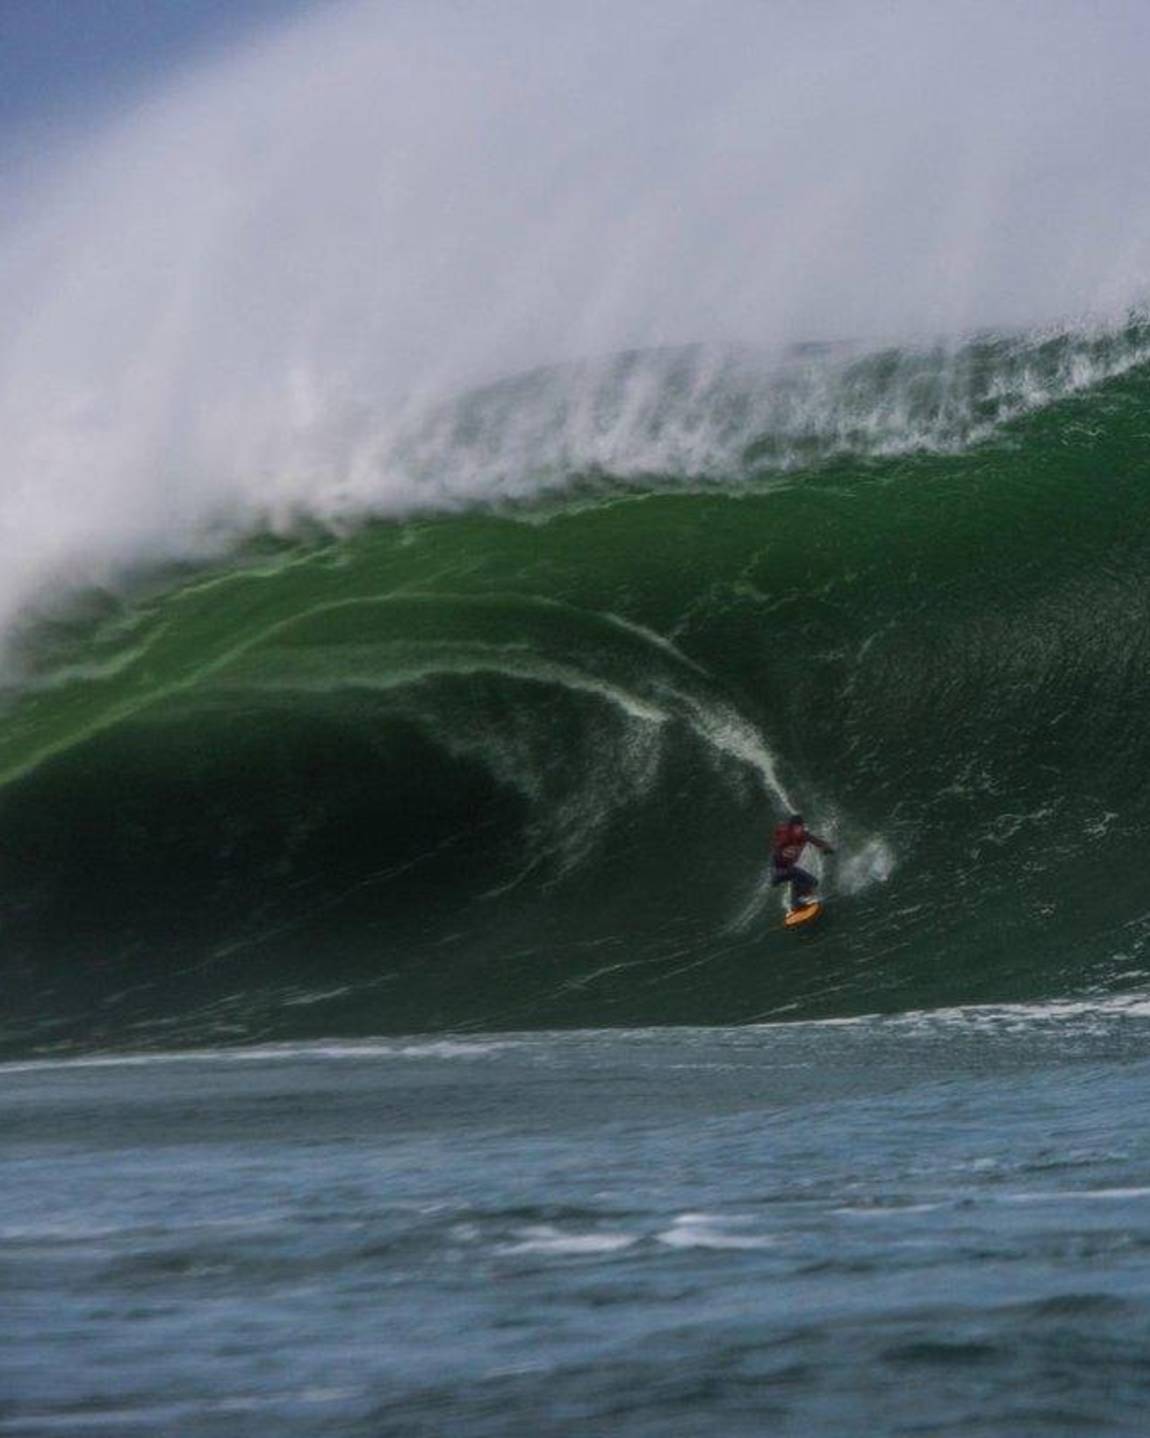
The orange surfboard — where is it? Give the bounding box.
[784,900,822,929]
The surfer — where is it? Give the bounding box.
[771,812,835,912]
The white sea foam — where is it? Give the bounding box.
[500,1225,638,1256]
[747,992,1150,1035]
[838,837,897,896]
[656,1213,778,1250]
[1,1,1150,661]
[0,1037,519,1074]
[7,991,1150,1076]
[1000,1188,1150,1204]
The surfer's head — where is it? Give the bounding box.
[788,812,804,827]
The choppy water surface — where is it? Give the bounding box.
[7,1001,1150,1436]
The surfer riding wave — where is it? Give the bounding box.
[771,813,835,912]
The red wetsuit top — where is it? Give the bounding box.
[772,822,831,868]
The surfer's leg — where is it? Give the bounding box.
[790,866,816,907]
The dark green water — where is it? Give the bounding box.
[3,333,1150,1054]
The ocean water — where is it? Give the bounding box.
[3,325,1150,1434]
[8,1003,1150,1436]
[5,5,1150,1430]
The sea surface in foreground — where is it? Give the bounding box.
[7,1001,1150,1437]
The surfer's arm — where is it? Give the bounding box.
[808,833,836,854]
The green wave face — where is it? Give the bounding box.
[5,344,1150,1054]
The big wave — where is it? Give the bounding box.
[6,0,1150,1054]
[4,332,1150,1055]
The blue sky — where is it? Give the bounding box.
[0,0,320,133]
